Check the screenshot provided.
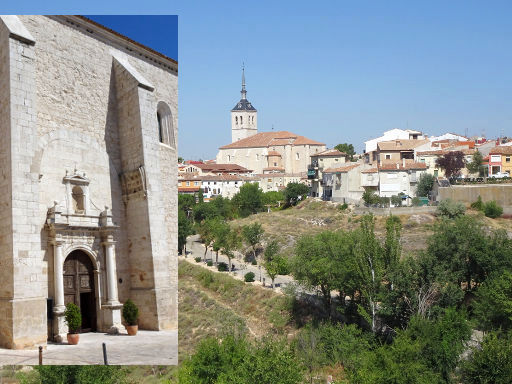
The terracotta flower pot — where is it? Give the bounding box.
[67,333,80,345]
[126,325,138,336]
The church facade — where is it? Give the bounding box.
[217,70,325,174]
[0,16,177,349]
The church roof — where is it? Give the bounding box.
[219,131,325,149]
[231,98,257,111]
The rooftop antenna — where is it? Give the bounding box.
[465,127,468,138]
[272,124,274,131]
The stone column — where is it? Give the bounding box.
[52,236,67,342]
[53,238,65,311]
[101,235,124,334]
[104,237,119,305]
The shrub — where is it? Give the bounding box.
[484,200,503,219]
[339,203,348,211]
[411,196,421,206]
[251,259,257,265]
[470,196,484,211]
[217,262,229,272]
[122,299,139,326]
[194,257,202,263]
[379,196,390,207]
[64,303,82,334]
[437,199,465,218]
[244,272,255,282]
[362,189,379,206]
[206,260,213,267]
[390,195,402,207]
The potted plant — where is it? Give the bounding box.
[64,303,82,345]
[122,299,139,336]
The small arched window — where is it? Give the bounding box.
[235,116,238,125]
[72,186,85,214]
[157,101,175,148]
[240,116,243,124]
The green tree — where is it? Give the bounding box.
[242,223,264,261]
[466,150,484,175]
[33,366,124,384]
[461,332,512,384]
[212,220,230,265]
[283,182,309,207]
[353,215,384,333]
[334,143,356,161]
[362,189,379,206]
[178,209,194,254]
[228,338,304,384]
[178,193,196,214]
[292,231,349,315]
[473,271,512,332]
[484,200,503,219]
[221,227,242,272]
[178,156,184,163]
[263,190,284,208]
[263,240,286,288]
[232,183,264,217]
[416,173,435,197]
[178,335,248,384]
[197,218,220,261]
[436,198,465,219]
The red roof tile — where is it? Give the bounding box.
[219,131,324,149]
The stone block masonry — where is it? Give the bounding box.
[0,15,177,349]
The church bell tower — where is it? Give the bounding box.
[231,65,257,142]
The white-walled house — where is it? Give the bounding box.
[377,162,427,198]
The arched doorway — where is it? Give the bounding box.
[63,250,97,332]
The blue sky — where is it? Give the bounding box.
[4,1,512,160]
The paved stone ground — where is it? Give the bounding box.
[0,330,177,365]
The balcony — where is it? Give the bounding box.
[307,168,317,180]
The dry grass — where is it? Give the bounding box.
[178,260,296,359]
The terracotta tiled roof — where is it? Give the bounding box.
[178,187,201,192]
[263,167,286,171]
[416,148,476,156]
[200,174,248,181]
[195,163,252,173]
[378,162,427,171]
[254,172,304,178]
[489,146,512,155]
[267,151,282,156]
[178,174,203,181]
[323,164,361,173]
[311,149,346,157]
[361,168,378,173]
[378,139,430,151]
[219,131,324,149]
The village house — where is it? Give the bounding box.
[308,149,348,198]
[488,146,512,176]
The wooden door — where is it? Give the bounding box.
[63,250,96,332]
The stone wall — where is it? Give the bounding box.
[0,15,177,348]
[438,184,512,208]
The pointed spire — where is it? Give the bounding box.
[241,62,247,100]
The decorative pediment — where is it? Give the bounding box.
[63,169,90,186]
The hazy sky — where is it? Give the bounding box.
[6,1,512,160]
